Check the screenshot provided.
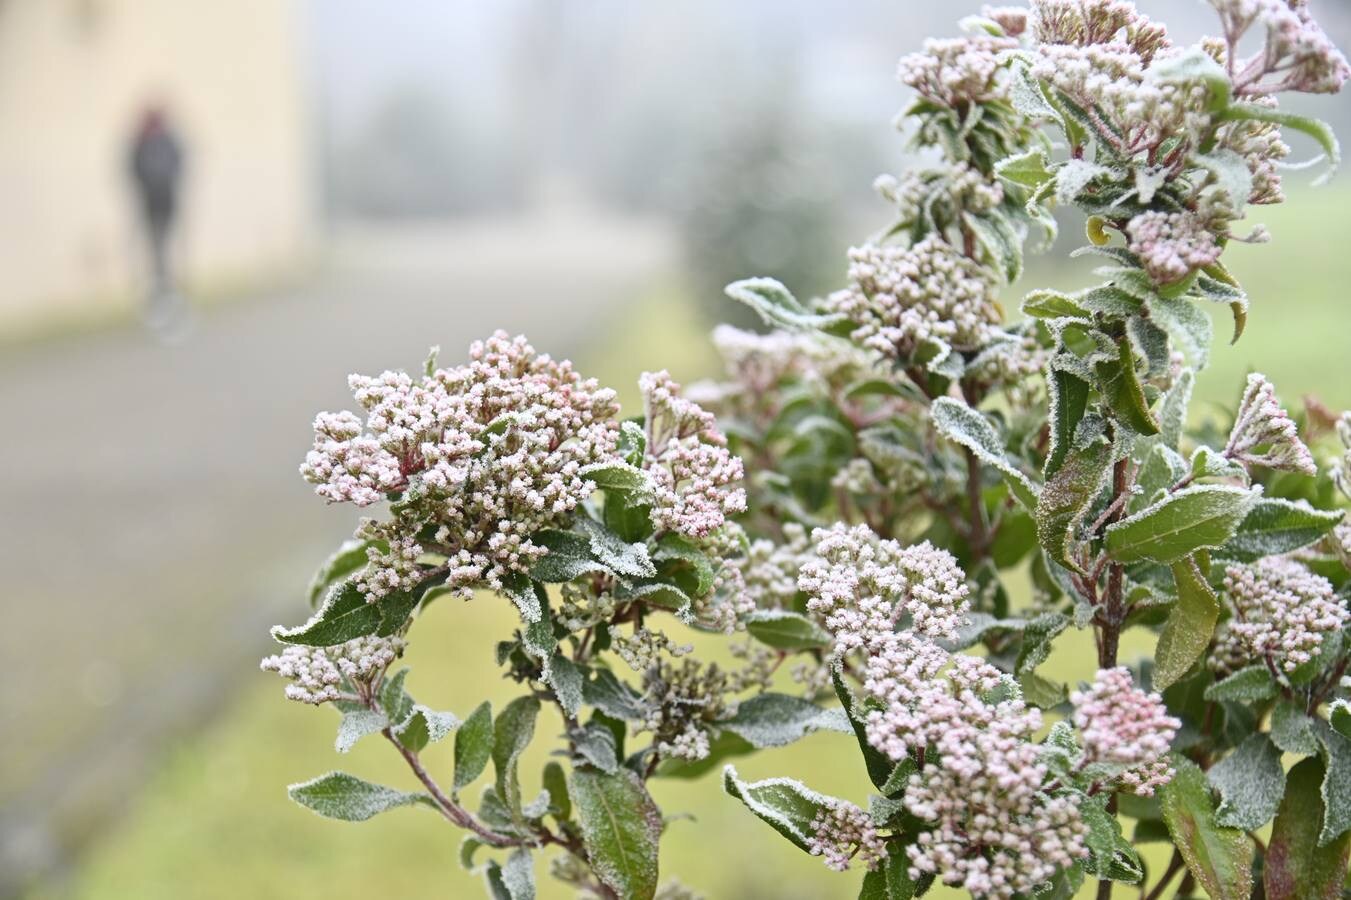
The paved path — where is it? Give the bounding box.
[0,212,674,892]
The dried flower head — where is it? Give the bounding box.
[1225,373,1317,475]
[1220,558,1347,672]
[1071,667,1179,796]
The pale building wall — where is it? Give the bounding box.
[0,0,313,332]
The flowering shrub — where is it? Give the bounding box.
[262,2,1351,897]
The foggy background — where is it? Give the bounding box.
[1,1,1349,898]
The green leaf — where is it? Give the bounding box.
[380,668,413,726]
[1271,701,1319,755]
[1036,434,1111,574]
[530,530,608,583]
[1158,368,1194,450]
[493,697,540,818]
[335,709,387,754]
[454,701,494,792]
[652,533,716,598]
[1015,611,1069,675]
[1081,795,1145,883]
[308,539,374,608]
[995,148,1055,190]
[717,693,849,749]
[542,761,571,820]
[1104,484,1256,564]
[546,653,585,719]
[1209,733,1285,831]
[1331,700,1351,740]
[394,704,460,753]
[833,666,895,791]
[1094,336,1161,435]
[1222,499,1344,563]
[572,723,620,774]
[857,841,920,900]
[1153,558,1221,691]
[722,765,832,854]
[272,580,381,646]
[570,768,662,900]
[1219,103,1340,183]
[1045,366,1091,479]
[1023,289,1091,321]
[1266,756,1351,899]
[492,848,535,900]
[578,517,656,579]
[579,459,650,494]
[725,277,843,331]
[1151,294,1213,369]
[745,609,832,651]
[1159,756,1254,900]
[287,771,431,822]
[964,209,1023,283]
[1313,720,1351,845]
[930,396,1038,510]
[1203,664,1278,703]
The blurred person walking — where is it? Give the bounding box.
[128,106,188,338]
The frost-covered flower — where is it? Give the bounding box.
[806,800,887,872]
[799,523,971,649]
[1220,558,1347,672]
[1211,0,1350,96]
[1225,373,1317,475]
[1329,412,1351,498]
[982,5,1030,37]
[898,35,1018,106]
[826,238,1002,359]
[1032,0,1168,59]
[641,370,747,539]
[739,523,813,610]
[875,163,1005,232]
[1126,210,1223,285]
[302,332,623,602]
[260,636,405,704]
[1071,667,1179,796]
[903,688,1088,899]
[863,638,998,760]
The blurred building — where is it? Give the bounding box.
[0,0,313,335]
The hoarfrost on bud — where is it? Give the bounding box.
[825,238,1003,360]
[640,370,747,539]
[1210,0,1350,96]
[260,636,405,705]
[806,800,887,872]
[1220,558,1347,673]
[1126,211,1223,286]
[1225,373,1317,475]
[897,35,1018,106]
[1071,667,1179,796]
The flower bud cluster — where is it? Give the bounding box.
[1330,412,1351,499]
[260,636,405,704]
[1032,0,1168,61]
[1225,373,1317,475]
[641,370,747,539]
[1125,211,1223,286]
[1219,558,1347,673]
[639,655,769,763]
[798,523,970,650]
[1070,667,1179,796]
[874,163,1005,233]
[1211,0,1350,96]
[897,35,1018,107]
[826,238,1003,359]
[806,800,888,872]
[302,332,623,602]
[797,526,1088,897]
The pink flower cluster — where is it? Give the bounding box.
[640,370,746,539]
[1220,558,1347,673]
[260,636,405,704]
[1126,211,1223,286]
[897,34,1018,106]
[1070,667,1179,796]
[1032,0,1169,61]
[1225,373,1317,476]
[301,332,622,601]
[806,800,887,872]
[798,523,970,650]
[1212,0,1350,96]
[826,238,1003,359]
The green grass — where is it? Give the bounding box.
[34,188,1351,900]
